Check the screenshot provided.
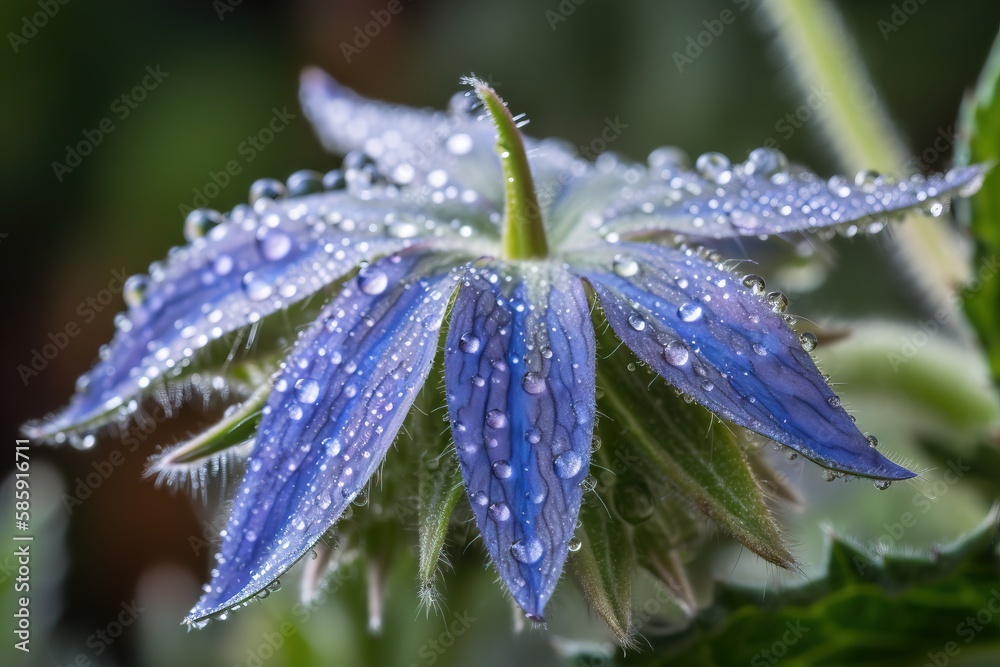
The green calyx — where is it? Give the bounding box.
[467,77,549,260]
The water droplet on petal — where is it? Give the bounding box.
[286,169,324,197]
[554,450,584,479]
[568,537,582,552]
[458,332,480,354]
[745,147,788,177]
[510,537,543,564]
[322,169,346,191]
[488,502,510,521]
[357,266,388,295]
[243,272,273,301]
[472,491,489,506]
[766,292,788,313]
[695,151,732,184]
[627,312,646,331]
[612,254,639,277]
[677,302,703,322]
[492,460,512,479]
[183,208,224,242]
[486,409,508,429]
[123,275,148,308]
[866,433,879,448]
[249,177,287,204]
[827,395,841,408]
[874,479,892,491]
[522,372,546,395]
[663,340,690,366]
[294,378,320,404]
[798,332,818,352]
[741,274,766,295]
[257,228,293,261]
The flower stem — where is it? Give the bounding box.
[469,78,549,260]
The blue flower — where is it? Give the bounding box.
[26,69,985,626]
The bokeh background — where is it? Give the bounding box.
[2,1,1000,666]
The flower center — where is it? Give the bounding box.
[468,78,549,260]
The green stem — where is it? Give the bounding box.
[763,0,971,318]
[469,78,549,260]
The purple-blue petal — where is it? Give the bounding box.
[573,242,914,480]
[25,193,438,442]
[444,264,596,620]
[595,156,987,240]
[185,248,462,623]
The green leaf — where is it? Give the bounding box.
[593,321,794,569]
[623,507,1000,667]
[571,490,636,643]
[958,29,1000,388]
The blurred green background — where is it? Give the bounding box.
[2,1,1000,665]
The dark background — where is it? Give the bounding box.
[2,1,999,666]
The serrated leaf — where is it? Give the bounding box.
[624,507,1000,667]
[958,29,1000,388]
[571,491,636,643]
[594,321,794,569]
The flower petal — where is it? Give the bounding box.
[588,152,986,241]
[573,242,914,480]
[300,69,579,219]
[25,192,446,443]
[185,249,463,624]
[444,264,596,620]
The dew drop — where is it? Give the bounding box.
[322,169,346,191]
[866,433,879,449]
[554,450,584,479]
[677,302,703,322]
[286,169,324,197]
[488,502,511,522]
[874,479,892,491]
[752,343,768,356]
[568,537,582,552]
[510,537,543,564]
[294,378,320,404]
[766,291,788,313]
[745,147,788,177]
[446,133,473,155]
[257,229,293,261]
[695,151,732,184]
[249,177,287,204]
[288,404,303,420]
[663,340,690,366]
[183,208,224,242]
[243,273,273,301]
[123,275,148,308]
[741,274,766,295]
[486,409,508,429]
[827,395,841,409]
[522,372,546,395]
[798,332,818,352]
[612,254,639,277]
[492,460,512,479]
[472,491,489,507]
[458,332,481,354]
[357,266,389,295]
[627,312,646,331]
